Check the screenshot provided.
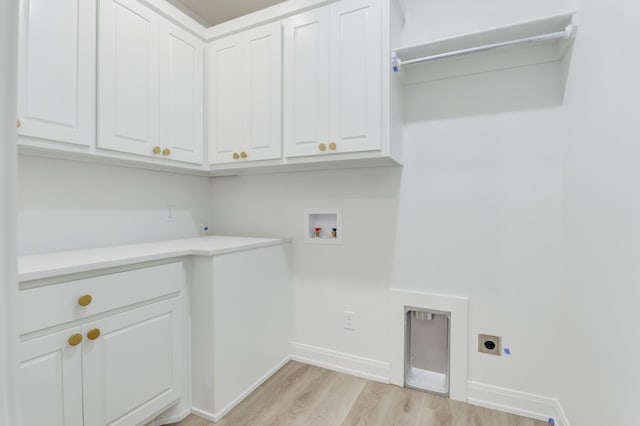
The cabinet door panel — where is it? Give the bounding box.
[98,0,159,156]
[17,0,95,147]
[242,23,282,162]
[283,8,330,157]
[82,298,183,426]
[207,35,243,165]
[330,0,381,153]
[19,327,83,426]
[159,23,204,164]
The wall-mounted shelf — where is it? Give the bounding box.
[391,12,578,85]
[304,209,343,245]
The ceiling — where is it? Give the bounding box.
[168,0,288,27]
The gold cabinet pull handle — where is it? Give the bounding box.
[68,334,83,347]
[232,152,240,160]
[162,148,171,156]
[329,142,337,151]
[318,143,327,152]
[16,119,21,129]
[240,152,247,159]
[152,146,161,154]
[78,294,93,307]
[87,328,101,341]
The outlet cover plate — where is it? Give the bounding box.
[478,334,501,356]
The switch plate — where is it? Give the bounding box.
[478,334,501,356]
[165,204,176,222]
[344,310,355,331]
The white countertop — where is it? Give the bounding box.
[19,236,290,282]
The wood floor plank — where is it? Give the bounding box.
[253,366,340,426]
[295,370,367,426]
[171,414,212,426]
[172,361,550,426]
[342,381,426,426]
[216,361,320,426]
[420,392,470,426]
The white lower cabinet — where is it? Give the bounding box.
[19,326,84,426]
[19,262,186,426]
[82,298,183,426]
[190,244,291,420]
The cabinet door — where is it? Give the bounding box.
[242,22,282,162]
[159,22,204,164]
[329,0,381,153]
[207,34,243,165]
[19,327,84,426]
[17,0,96,147]
[98,0,159,157]
[283,7,330,158]
[82,297,183,426]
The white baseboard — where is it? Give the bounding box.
[290,341,390,384]
[192,356,291,423]
[152,407,191,426]
[467,381,570,426]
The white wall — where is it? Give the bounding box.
[0,0,19,424]
[210,167,401,363]
[18,155,212,255]
[210,78,566,404]
[209,1,640,424]
[560,0,640,424]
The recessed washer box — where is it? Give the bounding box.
[304,208,343,245]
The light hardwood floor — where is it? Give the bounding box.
[172,361,547,426]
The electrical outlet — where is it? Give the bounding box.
[478,334,501,356]
[344,310,356,331]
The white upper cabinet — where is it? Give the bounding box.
[17,0,96,147]
[283,0,381,158]
[207,33,243,165]
[207,22,282,165]
[330,0,381,153]
[159,22,204,164]
[98,0,204,164]
[282,8,330,158]
[98,0,159,157]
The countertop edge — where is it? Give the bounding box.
[19,237,291,282]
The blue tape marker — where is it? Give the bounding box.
[548,418,555,425]
[393,65,398,72]
[504,348,511,355]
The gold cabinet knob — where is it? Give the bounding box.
[68,334,83,347]
[162,148,171,156]
[87,328,101,341]
[232,152,240,160]
[240,152,247,159]
[329,142,337,151]
[78,294,93,307]
[319,143,327,152]
[152,146,161,154]
[16,119,21,128]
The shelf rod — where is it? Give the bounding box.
[393,24,576,71]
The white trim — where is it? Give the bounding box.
[290,342,390,383]
[192,356,291,422]
[467,381,570,426]
[0,0,19,423]
[151,407,191,426]
[389,289,469,402]
[203,0,338,41]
